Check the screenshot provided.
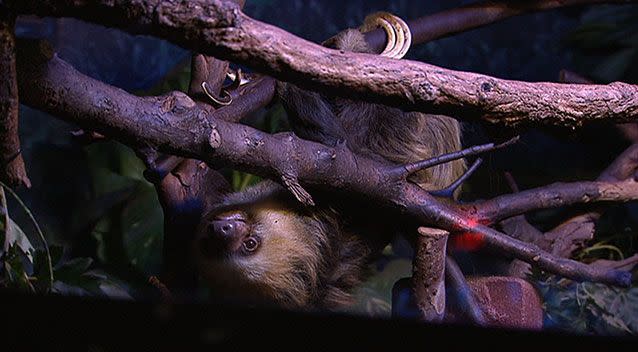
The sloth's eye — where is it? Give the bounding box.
[242,237,259,253]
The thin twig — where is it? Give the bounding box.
[429,158,483,198]
[394,136,518,179]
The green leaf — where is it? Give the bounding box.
[51,265,135,299]
[85,142,141,197]
[3,246,35,292]
[32,247,63,291]
[4,217,35,264]
[98,281,134,300]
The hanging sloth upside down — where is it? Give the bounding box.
[192,17,466,310]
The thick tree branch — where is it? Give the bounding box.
[0,10,29,188]
[5,0,638,128]
[14,40,631,287]
[144,0,246,291]
[560,69,638,143]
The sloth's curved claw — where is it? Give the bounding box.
[360,11,412,59]
[226,68,251,89]
[202,81,233,106]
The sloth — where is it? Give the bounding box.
[193,27,465,311]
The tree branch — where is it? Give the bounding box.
[464,180,638,225]
[413,227,448,322]
[501,143,638,258]
[392,137,517,179]
[14,40,631,287]
[0,10,29,188]
[560,68,638,143]
[5,0,638,128]
[445,255,487,326]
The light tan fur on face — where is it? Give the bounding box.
[197,201,326,308]
[232,208,323,306]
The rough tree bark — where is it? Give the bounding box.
[413,227,448,322]
[3,0,638,128]
[0,10,29,188]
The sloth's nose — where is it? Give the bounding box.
[208,212,250,251]
[212,219,247,239]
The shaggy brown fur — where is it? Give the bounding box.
[194,28,464,311]
[280,28,465,190]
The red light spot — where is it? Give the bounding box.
[451,232,485,251]
[465,218,479,228]
[449,217,487,251]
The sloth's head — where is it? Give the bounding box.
[193,181,370,310]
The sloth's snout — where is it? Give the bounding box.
[201,211,250,257]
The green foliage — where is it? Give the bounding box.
[1,181,134,298]
[81,142,163,283]
[1,186,38,292]
[539,278,638,335]
[141,58,192,96]
[535,212,638,335]
[51,256,132,299]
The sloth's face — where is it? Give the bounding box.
[194,199,324,308]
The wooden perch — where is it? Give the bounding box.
[413,227,448,322]
[4,0,638,128]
